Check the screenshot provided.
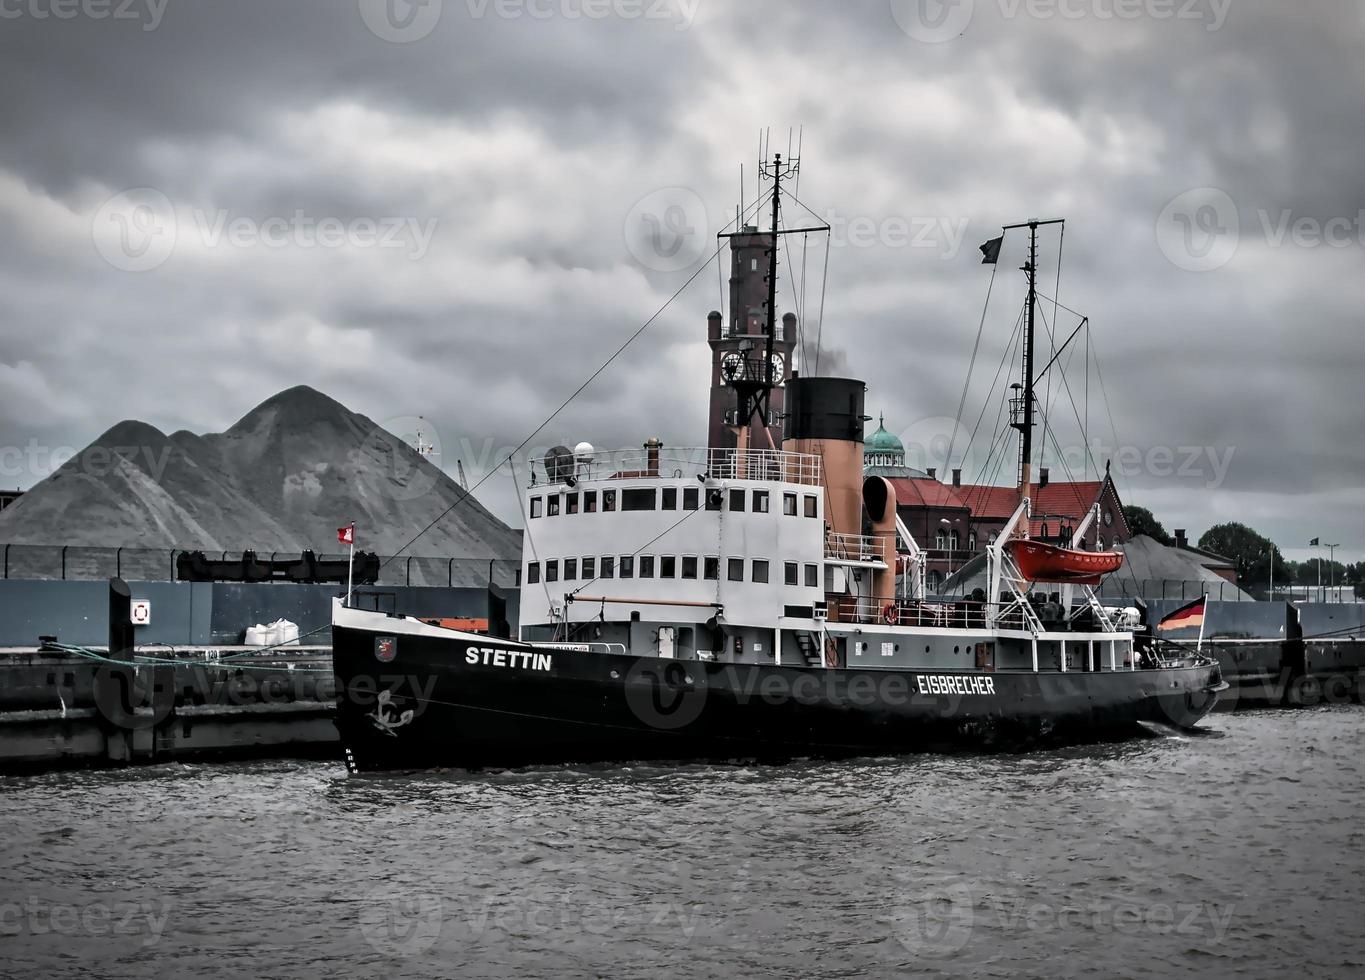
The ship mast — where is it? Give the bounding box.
[716,151,826,450]
[1004,218,1064,511]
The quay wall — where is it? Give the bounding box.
[0,580,520,648]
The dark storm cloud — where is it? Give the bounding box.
[0,0,1361,557]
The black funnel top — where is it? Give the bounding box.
[784,377,866,444]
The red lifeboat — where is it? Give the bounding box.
[1005,539,1124,585]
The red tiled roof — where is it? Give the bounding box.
[957,480,1106,521]
[885,477,970,510]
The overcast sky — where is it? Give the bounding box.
[1,0,1361,563]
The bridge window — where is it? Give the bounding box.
[601,557,615,579]
[728,558,744,582]
[638,555,654,578]
[566,492,579,515]
[623,488,656,511]
[603,490,616,512]
[563,558,577,580]
[660,556,677,578]
[706,489,722,511]
[753,490,769,513]
[527,562,540,584]
[582,557,596,579]
[681,556,698,579]
[804,563,819,587]
[752,560,769,584]
[530,497,542,518]
[729,488,745,512]
[584,490,597,513]
[704,556,719,580]
[662,487,678,510]
[683,487,699,510]
[784,562,798,586]
[783,492,797,516]
[803,495,818,518]
[546,560,559,583]
[619,556,634,578]
[547,496,560,517]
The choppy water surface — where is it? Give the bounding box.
[3,708,1365,979]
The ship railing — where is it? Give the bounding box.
[826,596,1026,631]
[529,447,822,487]
[825,532,887,565]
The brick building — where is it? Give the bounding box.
[863,417,1130,592]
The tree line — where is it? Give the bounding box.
[1122,507,1362,596]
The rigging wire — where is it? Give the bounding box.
[562,505,707,606]
[943,260,1000,478]
[955,301,1025,498]
[508,456,554,616]
[812,235,831,377]
[379,190,772,569]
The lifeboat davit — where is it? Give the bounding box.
[1005,539,1124,585]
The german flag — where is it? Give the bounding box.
[1157,595,1206,631]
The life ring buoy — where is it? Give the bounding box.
[883,603,900,626]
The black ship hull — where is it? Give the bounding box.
[332,615,1225,772]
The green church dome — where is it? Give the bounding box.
[864,414,904,457]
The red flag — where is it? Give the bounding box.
[337,523,355,546]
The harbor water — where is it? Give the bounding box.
[2,708,1364,979]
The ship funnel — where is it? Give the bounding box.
[784,377,866,536]
[863,476,899,607]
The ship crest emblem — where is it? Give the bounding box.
[375,636,397,663]
[367,689,414,737]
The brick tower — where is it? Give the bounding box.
[706,225,797,449]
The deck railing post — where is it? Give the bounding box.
[61,545,68,580]
[407,555,414,586]
[116,547,122,579]
[449,558,455,588]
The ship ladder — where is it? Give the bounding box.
[997,549,1046,635]
[795,631,824,667]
